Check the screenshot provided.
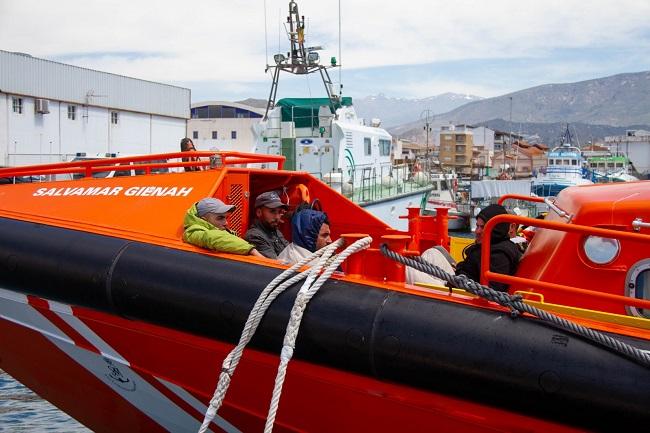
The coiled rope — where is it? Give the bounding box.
[380,244,650,369]
[199,236,372,433]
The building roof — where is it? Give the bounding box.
[581,144,610,152]
[191,100,265,116]
[0,50,190,119]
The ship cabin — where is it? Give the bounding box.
[1,152,649,327]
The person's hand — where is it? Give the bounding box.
[250,248,264,258]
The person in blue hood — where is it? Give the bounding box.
[278,208,332,265]
[455,204,521,292]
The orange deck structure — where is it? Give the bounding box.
[1,152,650,432]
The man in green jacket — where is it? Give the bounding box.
[183,198,263,257]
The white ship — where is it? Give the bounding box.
[252,1,433,231]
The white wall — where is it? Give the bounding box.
[5,96,60,165]
[3,93,186,166]
[152,116,187,154]
[0,94,7,164]
[472,127,495,151]
[188,118,260,153]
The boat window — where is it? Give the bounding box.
[549,160,554,165]
[431,183,438,191]
[379,139,391,156]
[616,163,624,168]
[607,163,615,168]
[626,259,650,318]
[364,137,371,156]
[441,181,448,190]
[564,159,570,165]
[571,160,577,165]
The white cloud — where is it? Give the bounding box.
[1,0,649,97]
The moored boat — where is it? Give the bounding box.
[532,125,592,196]
[1,152,650,432]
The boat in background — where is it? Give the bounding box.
[587,155,639,183]
[423,171,470,230]
[252,1,432,231]
[532,125,592,196]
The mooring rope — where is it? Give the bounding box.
[263,236,372,433]
[380,244,650,369]
[199,237,372,433]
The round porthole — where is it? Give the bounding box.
[583,236,620,265]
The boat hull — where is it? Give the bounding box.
[1,217,650,431]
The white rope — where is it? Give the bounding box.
[263,236,372,433]
[198,238,345,433]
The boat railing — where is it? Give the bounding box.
[317,160,437,204]
[480,213,650,312]
[0,151,286,179]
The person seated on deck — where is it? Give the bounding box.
[244,191,289,259]
[406,246,456,287]
[180,138,202,172]
[278,206,332,265]
[455,204,522,292]
[183,198,263,257]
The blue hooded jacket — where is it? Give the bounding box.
[292,209,328,252]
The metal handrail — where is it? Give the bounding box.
[480,214,650,310]
[0,151,286,178]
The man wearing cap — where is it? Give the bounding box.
[455,204,521,292]
[183,198,263,257]
[244,191,289,259]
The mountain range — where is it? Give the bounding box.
[236,70,650,145]
[352,93,482,128]
[388,71,650,144]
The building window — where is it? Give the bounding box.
[379,139,391,156]
[364,137,372,156]
[111,111,118,124]
[231,131,237,140]
[212,131,218,139]
[192,131,198,139]
[12,97,23,114]
[67,105,76,120]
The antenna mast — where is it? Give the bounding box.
[264,1,340,120]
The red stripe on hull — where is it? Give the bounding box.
[28,296,100,355]
[0,316,164,433]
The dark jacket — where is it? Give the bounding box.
[455,204,521,292]
[244,219,288,259]
[455,240,521,292]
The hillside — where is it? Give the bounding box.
[433,71,650,127]
[353,93,482,128]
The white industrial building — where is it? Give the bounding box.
[0,50,190,166]
[605,130,650,178]
[188,101,264,153]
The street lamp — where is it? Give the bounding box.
[420,109,434,158]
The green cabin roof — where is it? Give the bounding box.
[587,156,628,162]
[277,97,353,128]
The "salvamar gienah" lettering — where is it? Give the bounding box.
[32,186,194,197]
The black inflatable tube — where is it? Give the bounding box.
[1,217,649,429]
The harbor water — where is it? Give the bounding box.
[0,369,89,432]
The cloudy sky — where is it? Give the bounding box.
[2,0,649,102]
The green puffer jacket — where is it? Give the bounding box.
[183,204,254,255]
